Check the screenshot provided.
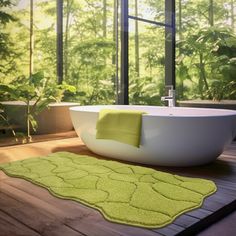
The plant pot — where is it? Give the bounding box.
[1,101,80,134]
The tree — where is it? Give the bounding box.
[0,0,14,24]
[134,0,139,76]
[179,27,236,100]
[112,0,117,93]
[209,0,214,26]
[103,0,107,37]
[0,0,16,79]
[29,0,34,77]
[231,0,235,31]
[64,0,74,81]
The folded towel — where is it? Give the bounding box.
[96,109,145,147]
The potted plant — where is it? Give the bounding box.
[0,72,77,142]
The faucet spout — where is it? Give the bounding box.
[161,86,176,107]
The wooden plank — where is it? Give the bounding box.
[0,180,91,220]
[154,192,236,236]
[2,176,104,227]
[0,210,41,236]
[219,156,236,163]
[153,224,185,236]
[205,191,235,207]
[171,214,199,228]
[226,147,236,152]
[200,188,235,213]
[0,171,8,180]
[176,199,236,236]
[92,218,162,236]
[2,176,161,236]
[170,165,236,181]
[0,191,83,236]
[224,151,236,156]
[211,178,236,191]
[186,208,212,219]
[66,214,162,236]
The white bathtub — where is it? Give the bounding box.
[70,105,236,166]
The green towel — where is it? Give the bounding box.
[96,109,145,147]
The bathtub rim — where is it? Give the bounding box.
[69,105,236,118]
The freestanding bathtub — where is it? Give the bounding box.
[70,105,236,166]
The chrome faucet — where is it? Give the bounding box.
[161,85,176,107]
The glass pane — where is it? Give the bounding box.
[0,0,57,146]
[0,0,30,81]
[34,0,57,80]
[129,0,165,24]
[128,19,165,105]
[0,0,56,83]
[63,0,116,105]
[176,0,236,103]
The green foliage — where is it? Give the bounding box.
[176,0,236,101]
[0,111,18,141]
[129,64,164,106]
[1,0,236,111]
[177,27,236,100]
[0,0,15,24]
[65,38,116,104]
[0,0,18,77]
[0,72,76,140]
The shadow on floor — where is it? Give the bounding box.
[52,145,235,181]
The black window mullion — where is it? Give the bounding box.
[165,0,176,89]
[128,15,172,28]
[57,0,63,85]
[120,0,129,105]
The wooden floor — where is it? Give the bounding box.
[0,138,236,236]
[0,130,77,147]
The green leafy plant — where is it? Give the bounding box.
[0,108,18,142]
[0,72,76,142]
[178,27,236,101]
[70,38,115,104]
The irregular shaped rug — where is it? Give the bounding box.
[0,152,217,228]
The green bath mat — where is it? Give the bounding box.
[0,152,217,228]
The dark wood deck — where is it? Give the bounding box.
[0,140,236,236]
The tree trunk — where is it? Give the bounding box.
[64,0,73,81]
[135,0,139,76]
[231,0,235,31]
[179,0,183,41]
[209,0,214,26]
[29,0,34,78]
[28,0,33,142]
[103,0,107,38]
[112,0,117,92]
[199,53,211,99]
[112,0,119,103]
[26,100,32,142]
[57,0,63,84]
